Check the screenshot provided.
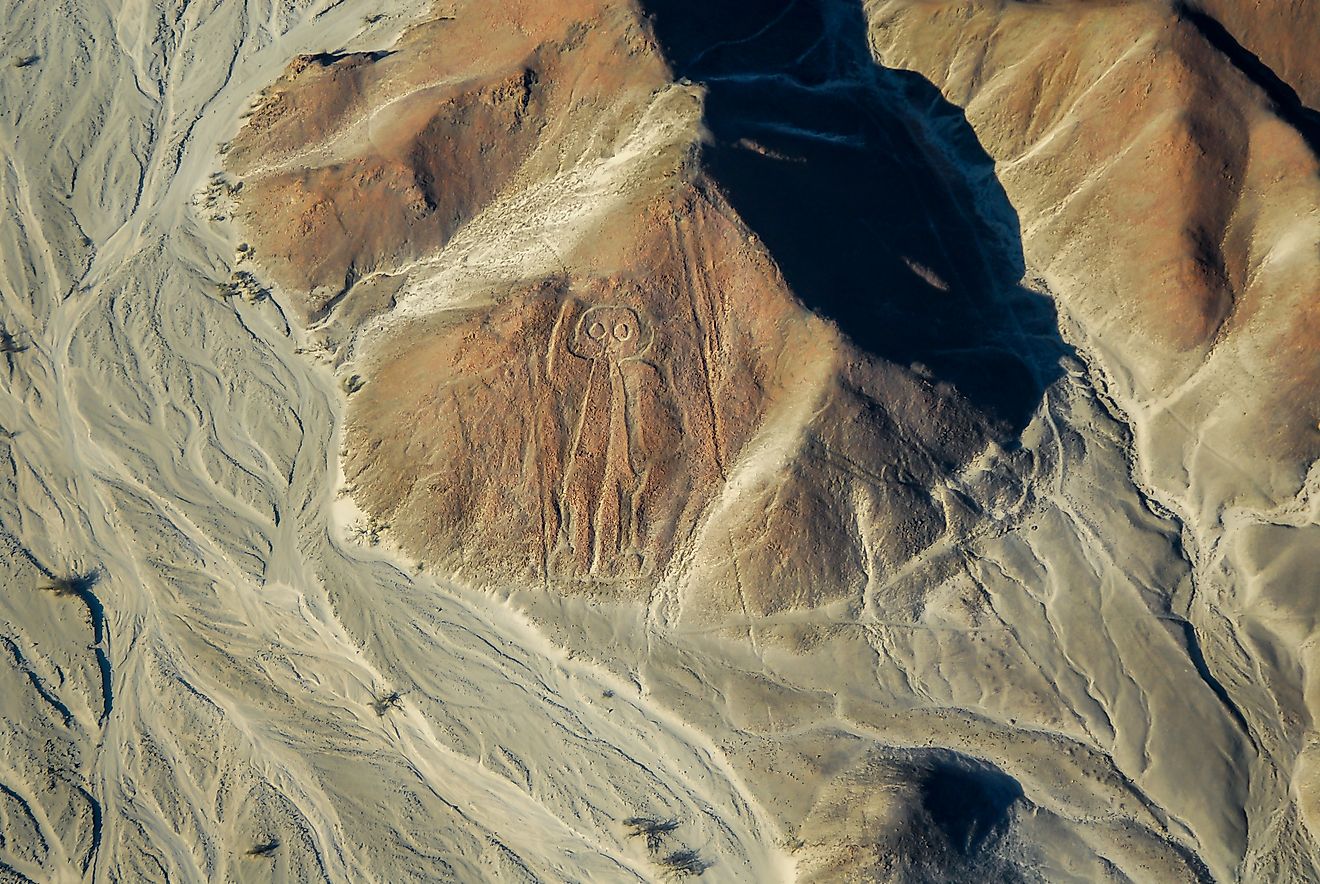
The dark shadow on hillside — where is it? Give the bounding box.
[641,0,1070,434]
[1174,3,1320,155]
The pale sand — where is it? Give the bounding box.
[0,0,1316,881]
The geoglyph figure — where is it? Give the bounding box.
[559,305,655,578]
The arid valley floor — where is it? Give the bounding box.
[0,0,1317,881]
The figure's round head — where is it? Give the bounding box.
[570,305,650,359]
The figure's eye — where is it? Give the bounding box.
[588,321,607,340]
[613,322,634,341]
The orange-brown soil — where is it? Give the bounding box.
[227,2,665,320]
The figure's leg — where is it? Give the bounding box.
[560,358,608,575]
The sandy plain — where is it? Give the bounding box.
[0,0,1316,882]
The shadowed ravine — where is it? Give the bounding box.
[643,0,1069,433]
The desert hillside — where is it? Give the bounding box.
[0,0,1315,881]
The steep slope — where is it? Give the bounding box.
[868,0,1320,507]
[1186,0,1320,115]
[233,0,1057,619]
[868,0,1320,878]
